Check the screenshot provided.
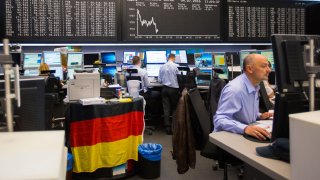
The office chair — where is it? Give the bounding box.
[126,69,155,135]
[259,81,273,113]
[44,76,66,129]
[177,66,196,92]
[189,87,243,180]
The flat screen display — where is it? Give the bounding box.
[194,52,213,68]
[67,52,83,67]
[84,53,99,66]
[214,52,226,67]
[146,64,162,77]
[102,66,117,77]
[23,53,42,68]
[43,51,61,66]
[123,51,136,64]
[169,50,188,64]
[101,51,116,64]
[146,50,167,64]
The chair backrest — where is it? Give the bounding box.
[259,81,273,112]
[45,76,61,93]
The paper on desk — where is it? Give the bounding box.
[256,120,273,133]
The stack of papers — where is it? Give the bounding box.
[79,97,105,105]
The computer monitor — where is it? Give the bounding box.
[214,52,226,67]
[50,66,63,80]
[123,51,136,64]
[194,52,213,68]
[43,51,61,66]
[67,52,83,67]
[146,50,167,64]
[23,53,42,68]
[217,68,229,80]
[260,50,275,71]
[271,34,320,93]
[23,69,39,76]
[100,51,116,64]
[0,77,47,130]
[102,66,117,77]
[169,50,188,64]
[10,52,21,67]
[146,64,162,77]
[84,52,99,66]
[187,54,195,66]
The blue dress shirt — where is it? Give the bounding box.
[130,65,150,92]
[214,73,260,134]
[158,61,179,88]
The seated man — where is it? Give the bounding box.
[214,54,272,140]
[128,56,150,93]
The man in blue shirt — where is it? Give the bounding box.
[130,56,150,93]
[214,54,272,140]
[159,54,179,134]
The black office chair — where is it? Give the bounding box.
[259,81,273,113]
[177,66,196,93]
[44,76,66,129]
[189,86,243,180]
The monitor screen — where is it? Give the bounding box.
[43,51,61,66]
[123,51,136,64]
[217,68,229,80]
[50,66,64,80]
[187,54,195,66]
[194,52,213,68]
[146,64,162,77]
[169,50,188,64]
[102,66,117,77]
[23,53,42,68]
[84,53,99,66]
[67,52,83,67]
[146,50,167,64]
[214,52,226,67]
[23,69,39,76]
[101,51,116,64]
[11,53,21,67]
[260,50,275,71]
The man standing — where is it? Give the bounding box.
[214,54,273,140]
[158,54,179,135]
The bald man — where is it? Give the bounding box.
[214,54,272,140]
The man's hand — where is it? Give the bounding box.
[244,125,271,141]
[260,112,273,120]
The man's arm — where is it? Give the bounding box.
[214,87,247,134]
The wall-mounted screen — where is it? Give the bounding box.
[146,50,167,64]
[23,53,42,68]
[101,51,116,64]
[1,0,120,43]
[122,0,221,42]
[260,50,275,71]
[67,52,83,67]
[43,51,61,66]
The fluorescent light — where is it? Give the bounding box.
[0,43,272,46]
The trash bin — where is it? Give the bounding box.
[138,143,162,179]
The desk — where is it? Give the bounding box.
[66,98,144,175]
[209,132,290,180]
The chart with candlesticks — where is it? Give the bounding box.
[122,0,222,42]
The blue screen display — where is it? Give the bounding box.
[194,52,213,68]
[102,66,117,77]
[101,52,116,64]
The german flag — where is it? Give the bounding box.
[69,99,144,173]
